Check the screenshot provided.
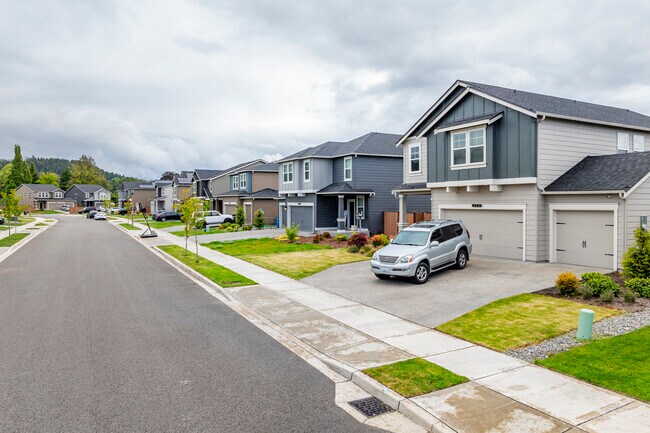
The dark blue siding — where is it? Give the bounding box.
[316,195,338,228]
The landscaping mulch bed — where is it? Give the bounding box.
[296,236,349,249]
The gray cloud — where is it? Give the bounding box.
[1,0,650,179]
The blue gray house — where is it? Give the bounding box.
[277,132,428,234]
[395,80,650,270]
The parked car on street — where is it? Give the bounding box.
[370,220,472,284]
[94,212,107,220]
[60,205,71,212]
[0,216,5,225]
[86,210,98,219]
[154,211,181,222]
[79,207,95,214]
[196,210,234,228]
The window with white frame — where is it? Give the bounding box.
[85,192,90,198]
[451,128,486,168]
[240,173,247,189]
[233,175,239,190]
[344,157,352,181]
[38,192,48,198]
[283,163,293,183]
[617,133,630,152]
[54,192,63,198]
[409,143,421,173]
[633,135,645,152]
[303,160,310,182]
[356,196,365,219]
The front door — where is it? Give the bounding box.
[346,199,355,228]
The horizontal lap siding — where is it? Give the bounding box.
[402,138,427,184]
[625,177,650,259]
[431,184,540,261]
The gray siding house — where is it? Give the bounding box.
[65,184,111,207]
[277,132,423,234]
[396,80,650,270]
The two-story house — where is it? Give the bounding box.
[118,181,140,207]
[65,184,111,208]
[207,159,265,211]
[190,169,222,206]
[216,162,279,225]
[171,171,193,204]
[395,80,650,270]
[149,180,172,214]
[15,184,72,211]
[277,132,423,234]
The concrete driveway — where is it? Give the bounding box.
[302,256,605,328]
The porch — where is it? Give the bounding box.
[316,183,373,232]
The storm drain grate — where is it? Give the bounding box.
[348,397,393,417]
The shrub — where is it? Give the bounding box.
[371,234,390,247]
[360,245,371,254]
[275,234,289,242]
[348,233,369,248]
[623,289,638,304]
[285,224,299,243]
[599,289,615,302]
[220,222,232,229]
[366,248,377,258]
[312,234,323,244]
[226,226,234,232]
[253,209,265,230]
[235,205,246,226]
[333,234,348,242]
[578,284,593,299]
[555,272,579,297]
[322,231,331,239]
[581,272,620,296]
[625,278,650,298]
[347,245,360,253]
[622,226,650,279]
[242,225,253,231]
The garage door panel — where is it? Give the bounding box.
[289,206,314,232]
[444,209,524,260]
[556,210,614,269]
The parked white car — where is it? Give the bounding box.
[197,210,234,228]
[94,212,107,220]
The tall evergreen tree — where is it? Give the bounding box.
[29,161,38,183]
[6,145,30,191]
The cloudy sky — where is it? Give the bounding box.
[1,0,649,179]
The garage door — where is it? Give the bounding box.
[556,210,614,269]
[289,206,314,232]
[223,204,237,215]
[443,209,524,260]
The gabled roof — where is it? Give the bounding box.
[544,152,650,193]
[19,183,61,193]
[120,181,141,190]
[210,159,266,179]
[173,171,193,185]
[245,188,279,199]
[193,169,222,180]
[392,182,429,192]
[278,132,402,163]
[316,182,374,195]
[399,79,650,145]
[71,184,107,193]
[246,162,280,173]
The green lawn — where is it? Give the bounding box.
[538,326,650,402]
[0,226,7,231]
[34,223,48,227]
[147,220,184,229]
[158,245,256,288]
[202,238,369,279]
[436,293,621,351]
[32,210,62,214]
[171,227,226,236]
[0,233,30,247]
[118,223,141,231]
[364,358,468,398]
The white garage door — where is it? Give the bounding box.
[289,206,314,232]
[443,209,524,260]
[223,204,237,215]
[555,210,614,269]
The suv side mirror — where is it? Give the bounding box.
[430,241,439,247]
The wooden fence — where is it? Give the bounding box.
[383,211,432,237]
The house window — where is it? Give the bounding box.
[54,192,63,198]
[283,163,293,183]
[451,128,486,168]
[617,133,630,152]
[303,160,310,182]
[344,157,352,181]
[356,196,365,219]
[233,175,239,190]
[240,173,247,189]
[633,135,645,152]
[409,144,421,173]
[85,192,90,198]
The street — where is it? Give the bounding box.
[0,216,380,432]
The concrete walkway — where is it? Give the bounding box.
[0,217,52,255]
[116,220,650,433]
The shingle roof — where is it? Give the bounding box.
[436,111,502,130]
[21,183,61,193]
[545,152,650,192]
[462,81,650,129]
[246,188,279,199]
[392,182,429,192]
[121,181,141,190]
[73,184,106,193]
[248,162,279,172]
[194,169,222,180]
[217,190,249,197]
[278,132,402,162]
[173,171,193,185]
[317,182,375,195]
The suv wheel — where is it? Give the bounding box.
[455,249,468,269]
[412,261,430,284]
[224,218,234,224]
[161,217,166,222]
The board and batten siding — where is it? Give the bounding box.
[402,138,427,184]
[278,159,332,192]
[432,184,541,261]
[537,118,650,189]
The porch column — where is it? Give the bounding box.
[336,195,345,231]
[397,194,408,232]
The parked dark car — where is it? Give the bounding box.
[86,210,98,219]
[79,207,96,214]
[0,216,5,225]
[154,211,181,222]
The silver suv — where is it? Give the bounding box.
[370,220,472,284]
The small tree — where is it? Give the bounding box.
[622,226,650,279]
[1,189,27,235]
[235,205,246,226]
[176,194,207,261]
[253,209,265,230]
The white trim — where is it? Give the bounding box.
[282,162,294,184]
[343,156,352,181]
[542,190,623,195]
[450,127,487,169]
[427,177,537,188]
[408,142,421,174]
[286,202,315,233]
[239,173,247,190]
[623,171,650,198]
[467,89,536,117]
[548,204,618,271]
[207,159,265,181]
[303,159,311,182]
[415,88,471,140]
[434,113,503,134]
[537,112,650,133]
[438,203,527,261]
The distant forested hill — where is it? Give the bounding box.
[0,156,131,181]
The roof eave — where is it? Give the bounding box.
[537,112,650,132]
[541,190,625,195]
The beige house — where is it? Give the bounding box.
[16,183,73,211]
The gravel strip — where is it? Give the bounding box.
[506,308,650,363]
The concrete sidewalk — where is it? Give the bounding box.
[117,220,650,433]
[0,217,52,255]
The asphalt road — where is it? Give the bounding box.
[0,216,381,433]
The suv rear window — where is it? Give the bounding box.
[442,224,463,240]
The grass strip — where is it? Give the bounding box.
[158,244,256,288]
[203,237,330,255]
[119,223,140,231]
[364,358,468,398]
[436,293,620,351]
[0,233,30,247]
[538,326,650,402]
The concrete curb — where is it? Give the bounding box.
[0,218,57,264]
